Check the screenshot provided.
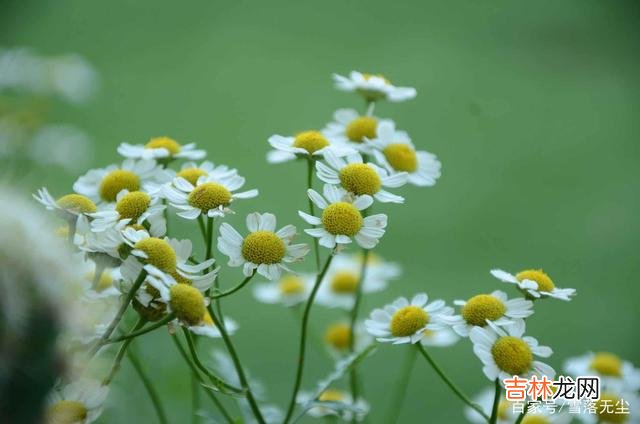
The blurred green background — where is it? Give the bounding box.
[2,0,639,422]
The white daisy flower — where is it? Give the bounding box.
[332,71,416,103]
[469,319,555,382]
[299,185,387,250]
[217,212,309,280]
[322,108,391,153]
[34,187,97,222]
[577,390,640,424]
[80,257,121,300]
[162,172,258,220]
[73,215,126,265]
[316,151,408,203]
[315,253,399,310]
[297,389,369,421]
[252,273,314,307]
[419,326,459,348]
[73,158,163,203]
[564,352,640,392]
[364,293,454,344]
[490,268,576,301]
[171,160,237,185]
[444,290,534,337]
[323,321,372,356]
[369,121,441,187]
[89,189,165,233]
[117,136,206,161]
[266,130,354,164]
[46,379,108,424]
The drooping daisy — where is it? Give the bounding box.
[162,172,258,220]
[73,158,163,203]
[364,293,454,344]
[252,273,314,307]
[315,253,399,309]
[80,256,121,300]
[444,290,534,337]
[490,268,576,301]
[332,71,416,103]
[217,212,309,280]
[89,189,165,233]
[323,321,372,356]
[266,130,354,164]
[117,136,206,161]
[369,121,441,187]
[564,352,640,392]
[419,327,460,348]
[470,319,555,381]
[297,389,369,421]
[577,390,639,424]
[74,215,127,267]
[299,185,387,249]
[34,188,98,223]
[322,108,390,153]
[46,379,108,424]
[316,151,407,203]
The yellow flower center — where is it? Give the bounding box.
[292,131,329,154]
[461,294,507,327]
[55,226,70,238]
[318,389,345,402]
[497,400,510,420]
[390,305,429,337]
[596,393,627,423]
[170,284,205,326]
[115,191,151,221]
[324,323,351,350]
[383,143,418,173]
[177,167,208,185]
[146,136,181,155]
[516,269,555,292]
[134,237,177,272]
[56,194,97,214]
[590,352,623,377]
[521,416,550,424]
[491,336,533,375]
[279,275,305,295]
[321,202,363,236]
[339,163,381,196]
[202,310,216,326]
[85,271,113,292]
[241,231,286,264]
[99,169,140,202]
[187,182,232,212]
[363,73,391,84]
[345,116,377,143]
[47,400,88,424]
[330,271,359,293]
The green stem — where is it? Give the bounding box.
[384,346,417,424]
[514,402,530,424]
[163,198,170,235]
[127,345,168,424]
[205,216,214,261]
[489,379,502,424]
[197,215,207,241]
[103,313,175,345]
[211,273,254,299]
[283,252,336,424]
[306,157,321,271]
[171,334,234,424]
[365,101,376,117]
[206,305,266,424]
[416,344,489,421]
[102,318,146,385]
[67,216,77,245]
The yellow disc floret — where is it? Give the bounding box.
[279,275,305,295]
[363,73,391,84]
[188,182,232,212]
[292,131,329,154]
[345,116,377,143]
[383,143,418,173]
[497,400,511,421]
[170,284,206,326]
[461,294,507,327]
[595,393,627,423]
[491,336,533,375]
[339,163,381,196]
[85,271,113,292]
[390,305,429,337]
[177,167,208,185]
[115,191,151,221]
[325,323,351,350]
[318,389,345,402]
[99,169,140,202]
[241,231,286,264]
[134,237,177,272]
[47,400,88,424]
[146,136,181,155]
[330,271,359,293]
[321,202,363,236]
[56,194,97,214]
[521,416,550,424]
[516,269,555,292]
[590,352,623,377]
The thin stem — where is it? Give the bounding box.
[306,157,321,271]
[127,345,168,424]
[197,215,207,241]
[416,344,489,421]
[103,313,175,345]
[211,273,254,299]
[67,217,77,245]
[489,379,502,424]
[91,262,105,291]
[384,345,417,424]
[102,318,146,385]
[171,334,234,424]
[365,101,376,117]
[163,198,170,235]
[205,216,214,261]
[206,305,266,424]
[283,252,336,424]
[514,402,530,424]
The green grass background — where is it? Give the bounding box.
[2,0,640,422]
